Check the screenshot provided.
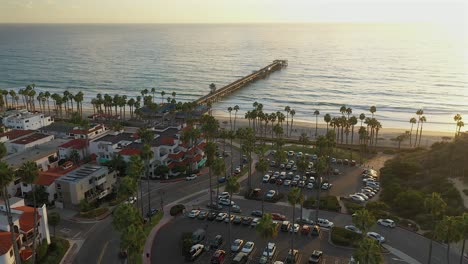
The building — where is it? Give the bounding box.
[0,130,35,144]
[0,198,50,264]
[89,131,138,163]
[38,122,77,138]
[6,133,54,154]
[55,164,117,209]
[2,110,53,130]
[1,139,68,197]
[69,124,106,140]
[58,139,88,161]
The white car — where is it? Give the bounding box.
[350,194,366,203]
[355,193,369,201]
[266,190,276,198]
[219,198,235,206]
[288,151,295,157]
[361,189,375,197]
[218,191,230,199]
[124,196,137,204]
[274,171,280,177]
[297,152,303,158]
[186,174,198,181]
[289,223,300,233]
[344,225,362,234]
[188,244,204,260]
[263,175,270,183]
[317,218,334,228]
[231,239,244,252]
[234,167,241,174]
[251,218,260,227]
[262,242,277,257]
[284,180,292,186]
[293,175,301,181]
[292,166,297,171]
[321,182,332,190]
[377,219,396,228]
[307,182,314,189]
[216,213,228,221]
[241,241,255,254]
[367,232,385,243]
[188,209,201,218]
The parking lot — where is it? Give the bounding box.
[152,213,353,264]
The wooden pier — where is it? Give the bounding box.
[194,60,288,105]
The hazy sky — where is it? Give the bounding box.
[1,0,467,24]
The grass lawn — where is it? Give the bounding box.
[37,237,70,264]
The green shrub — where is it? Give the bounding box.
[330,227,362,247]
[36,239,49,261]
[170,204,186,216]
[79,207,109,218]
[343,201,363,214]
[37,237,70,264]
[303,196,341,211]
[383,149,396,155]
[181,232,193,256]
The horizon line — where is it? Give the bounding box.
[0,21,435,25]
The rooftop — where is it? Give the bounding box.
[3,110,49,120]
[0,232,17,255]
[13,206,41,233]
[59,138,87,150]
[39,122,76,134]
[2,139,68,170]
[0,129,35,141]
[95,132,136,144]
[57,164,108,183]
[70,124,104,135]
[10,133,52,145]
[36,163,80,186]
[119,148,141,156]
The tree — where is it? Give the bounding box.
[140,144,154,218]
[289,109,296,136]
[369,106,376,118]
[391,133,409,150]
[160,91,166,104]
[112,203,145,262]
[118,176,137,201]
[48,212,61,237]
[314,157,326,221]
[285,106,291,137]
[228,106,233,130]
[0,161,22,263]
[256,214,278,262]
[458,213,468,264]
[409,117,417,146]
[352,208,376,234]
[225,176,240,247]
[425,192,447,264]
[233,105,240,130]
[349,116,358,144]
[414,109,424,147]
[127,155,145,216]
[435,216,462,264]
[324,113,331,132]
[287,187,303,254]
[454,114,463,137]
[255,157,269,215]
[212,158,226,199]
[354,237,383,264]
[19,161,39,263]
[313,110,320,137]
[418,116,427,147]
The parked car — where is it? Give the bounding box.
[188,244,204,261]
[218,191,230,199]
[284,180,292,186]
[219,198,235,206]
[211,250,226,264]
[297,152,303,158]
[271,213,287,221]
[124,196,137,204]
[241,241,255,255]
[276,179,283,185]
[298,180,306,188]
[296,218,314,225]
[146,208,159,218]
[355,193,369,201]
[288,151,295,157]
[281,221,291,232]
[308,250,323,263]
[232,205,242,213]
[188,209,201,218]
[301,225,311,235]
[311,225,321,236]
[210,235,224,249]
[262,242,277,258]
[316,218,334,228]
[270,160,277,167]
[367,232,385,243]
[286,249,299,264]
[263,175,270,183]
[186,174,198,181]
[377,219,396,228]
[321,182,332,190]
[291,180,298,186]
[207,212,218,221]
[311,154,318,160]
[251,218,260,227]
[224,215,235,223]
[351,160,356,166]
[233,216,242,225]
[216,213,228,221]
[242,217,253,225]
[266,190,276,199]
[333,169,339,175]
[345,225,362,234]
[251,210,263,217]
[232,252,249,264]
[231,239,244,252]
[349,194,365,203]
[289,223,300,233]
[197,211,208,220]
[292,166,298,171]
[307,182,314,189]
[331,158,337,163]
[207,202,224,211]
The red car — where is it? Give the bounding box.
[276,179,283,185]
[271,213,286,221]
[211,250,226,264]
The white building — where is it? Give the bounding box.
[6,133,54,154]
[2,110,53,130]
[58,139,87,161]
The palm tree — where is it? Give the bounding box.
[255,157,269,215]
[140,144,154,218]
[418,116,426,147]
[458,213,468,264]
[128,155,145,215]
[313,110,320,137]
[0,161,22,264]
[160,91,166,104]
[414,109,424,147]
[352,208,375,234]
[285,106,291,137]
[359,113,366,127]
[233,105,240,130]
[212,158,226,200]
[354,238,383,264]
[19,161,39,263]
[225,176,240,246]
[290,109,296,136]
[346,107,352,120]
[324,113,331,132]
[314,157,326,221]
[205,142,217,207]
[256,214,278,262]
[409,117,417,146]
[458,121,465,136]
[435,216,462,264]
[75,91,84,117]
[151,88,156,103]
[171,91,176,102]
[2,89,9,109]
[8,90,16,109]
[349,116,358,144]
[44,91,51,115]
[454,114,463,136]
[287,188,303,258]
[228,106,233,130]
[369,106,376,118]
[425,192,447,264]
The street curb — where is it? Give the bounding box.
[60,240,78,264]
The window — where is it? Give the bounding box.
[9,249,13,257]
[57,183,61,189]
[22,183,28,187]
[25,120,30,123]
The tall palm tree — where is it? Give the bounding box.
[0,161,22,264]
[171,91,176,102]
[287,187,303,256]
[212,158,226,200]
[324,113,331,132]
[454,114,462,136]
[233,105,240,130]
[435,216,462,264]
[140,144,154,218]
[228,106,233,130]
[151,88,156,103]
[75,91,84,117]
[359,113,366,127]
[284,106,291,137]
[19,161,39,263]
[44,91,51,115]
[205,142,217,207]
[354,238,383,264]
[409,117,417,146]
[290,109,296,136]
[2,90,9,109]
[458,213,468,264]
[225,176,240,246]
[160,91,166,104]
[313,110,320,137]
[352,208,375,234]
[314,157,326,221]
[8,90,16,109]
[346,107,352,120]
[256,214,278,262]
[349,116,358,145]
[369,106,376,118]
[418,116,426,147]
[425,192,447,264]
[458,121,465,136]
[128,155,145,215]
[255,157,269,215]
[414,109,424,147]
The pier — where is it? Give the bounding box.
[194,60,288,105]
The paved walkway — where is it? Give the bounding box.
[383,244,421,264]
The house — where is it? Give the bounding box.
[38,122,77,138]
[6,133,54,154]
[55,164,117,209]
[118,148,141,162]
[58,139,88,161]
[89,132,138,163]
[0,130,35,144]
[1,139,68,197]
[0,197,50,264]
[20,161,79,205]
[69,124,106,140]
[2,110,53,130]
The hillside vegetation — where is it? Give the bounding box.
[380,133,468,228]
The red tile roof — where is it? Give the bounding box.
[59,139,87,150]
[0,232,19,256]
[168,151,185,160]
[13,206,41,233]
[20,248,33,261]
[160,137,174,145]
[194,154,203,162]
[197,141,207,150]
[36,164,79,186]
[0,129,35,141]
[119,148,141,156]
[11,133,51,145]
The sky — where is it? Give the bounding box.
[0,0,467,24]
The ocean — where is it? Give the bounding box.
[0,23,466,131]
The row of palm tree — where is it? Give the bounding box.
[408,109,427,148]
[454,114,465,137]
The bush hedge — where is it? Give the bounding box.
[79,207,109,218]
[181,232,193,257]
[303,196,341,212]
[343,201,364,214]
[170,204,186,216]
[37,237,70,264]
[330,227,362,247]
